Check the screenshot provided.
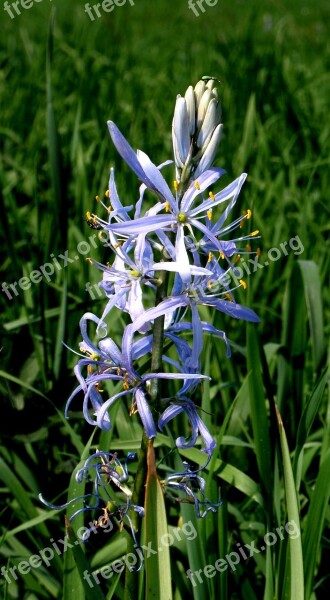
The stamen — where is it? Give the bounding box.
[220,251,225,259]
[251,230,260,236]
[173,180,179,192]
[207,209,213,221]
[256,247,261,257]
[239,279,247,289]
[105,189,110,198]
[207,252,213,263]
[95,195,101,202]
[178,213,187,223]
[225,293,233,301]
[165,201,170,212]
[194,180,200,190]
[209,191,215,201]
[246,209,252,219]
[233,254,241,264]
[246,243,251,252]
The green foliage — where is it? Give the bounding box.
[0,1,329,599]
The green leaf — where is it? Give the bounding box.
[63,429,100,600]
[65,519,106,600]
[302,448,330,599]
[144,441,172,600]
[246,323,273,499]
[296,260,325,371]
[275,405,304,600]
[293,366,328,479]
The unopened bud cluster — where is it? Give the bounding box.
[172,79,223,189]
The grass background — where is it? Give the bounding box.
[0,0,329,598]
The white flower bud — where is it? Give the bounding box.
[194,80,206,107]
[196,98,218,149]
[194,124,223,178]
[197,88,212,131]
[172,96,191,165]
[184,85,196,136]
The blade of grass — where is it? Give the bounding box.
[246,323,272,505]
[144,441,172,600]
[302,448,330,599]
[293,366,328,481]
[275,405,304,600]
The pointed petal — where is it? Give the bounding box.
[108,121,154,188]
[137,149,175,206]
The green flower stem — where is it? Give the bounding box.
[124,253,172,599]
[148,267,171,409]
[124,431,149,600]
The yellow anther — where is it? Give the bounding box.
[105,189,110,198]
[209,191,215,201]
[107,205,112,214]
[173,180,179,192]
[114,241,123,248]
[246,243,251,252]
[246,209,252,219]
[233,254,241,264]
[225,293,233,301]
[95,195,101,202]
[194,180,200,190]
[123,381,130,391]
[86,211,92,220]
[208,252,213,263]
[256,247,261,257]
[251,230,260,236]
[240,219,245,228]
[220,251,225,259]
[87,365,93,374]
[239,279,247,289]
[207,209,213,221]
[165,201,170,212]
[130,270,140,277]
[207,280,213,289]
[178,213,187,223]
[85,257,93,263]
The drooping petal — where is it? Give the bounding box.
[135,388,157,439]
[96,389,133,430]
